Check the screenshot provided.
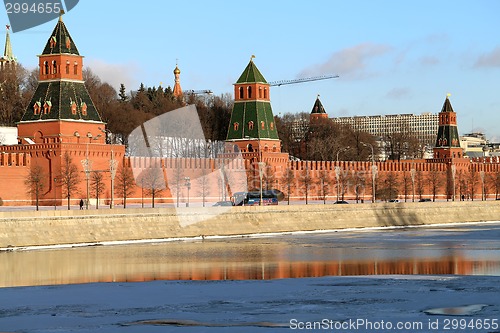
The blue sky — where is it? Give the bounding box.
[2,0,500,139]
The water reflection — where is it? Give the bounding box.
[1,225,500,288]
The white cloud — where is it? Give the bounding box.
[419,56,440,66]
[298,43,392,80]
[474,46,500,68]
[85,58,140,91]
[386,87,411,100]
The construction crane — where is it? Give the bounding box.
[268,74,339,87]
[183,89,213,95]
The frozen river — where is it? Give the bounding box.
[1,222,500,332]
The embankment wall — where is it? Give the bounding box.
[0,201,499,249]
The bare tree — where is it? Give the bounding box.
[468,167,479,201]
[401,170,412,202]
[298,166,313,204]
[24,164,46,210]
[317,170,331,204]
[351,170,366,203]
[378,171,400,201]
[197,169,210,207]
[59,152,81,209]
[168,159,184,207]
[263,164,276,190]
[91,171,106,209]
[115,163,136,208]
[489,170,500,200]
[415,169,425,200]
[458,170,468,200]
[0,64,31,126]
[427,167,444,202]
[281,167,295,205]
[139,167,165,208]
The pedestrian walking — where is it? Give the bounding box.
[79,199,84,210]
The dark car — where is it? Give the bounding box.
[212,201,234,207]
[333,200,349,204]
[418,198,432,202]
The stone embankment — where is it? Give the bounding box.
[0,201,499,249]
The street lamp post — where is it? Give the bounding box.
[184,176,191,207]
[100,127,116,209]
[77,132,100,210]
[410,167,416,202]
[451,165,456,201]
[258,162,266,206]
[480,170,485,201]
[362,142,376,203]
[53,177,57,210]
[141,178,144,208]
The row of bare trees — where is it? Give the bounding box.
[24,153,145,210]
[247,163,500,205]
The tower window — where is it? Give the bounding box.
[248,121,254,130]
[81,102,88,116]
[239,87,244,99]
[74,62,78,75]
[33,102,41,115]
[66,61,70,74]
[247,86,252,99]
[259,87,262,98]
[264,88,267,99]
[233,122,239,131]
[52,60,57,74]
[43,101,52,114]
[44,61,49,75]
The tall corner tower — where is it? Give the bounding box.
[226,57,281,157]
[433,94,464,159]
[310,94,328,123]
[17,13,105,145]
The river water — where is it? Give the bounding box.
[2,222,500,288]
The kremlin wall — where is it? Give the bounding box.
[0,16,500,208]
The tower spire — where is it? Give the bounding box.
[172,61,183,98]
[1,25,16,67]
[310,94,328,122]
[433,94,463,159]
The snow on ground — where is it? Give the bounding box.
[1,275,500,333]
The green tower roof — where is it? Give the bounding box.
[41,16,79,55]
[226,101,279,140]
[236,58,267,84]
[21,81,102,122]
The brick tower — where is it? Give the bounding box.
[226,57,283,157]
[13,14,124,207]
[433,94,464,159]
[310,94,329,122]
[18,14,104,144]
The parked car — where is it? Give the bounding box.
[212,201,234,207]
[418,198,432,202]
[388,199,400,203]
[333,200,349,204]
